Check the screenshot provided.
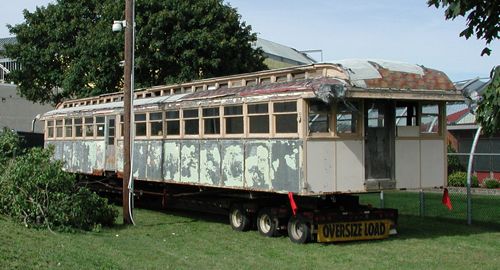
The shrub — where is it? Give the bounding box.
[447,144,465,174]
[447,171,479,187]
[483,178,500,189]
[0,128,23,167]
[0,146,117,231]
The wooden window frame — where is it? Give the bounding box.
[246,102,271,138]
[46,119,55,140]
[223,105,245,138]
[272,100,299,138]
[134,112,147,138]
[307,99,333,138]
[55,119,64,139]
[165,110,181,138]
[83,116,95,139]
[149,111,164,138]
[95,116,106,138]
[419,102,443,137]
[202,106,221,138]
[64,118,73,139]
[334,100,361,138]
[74,118,83,138]
[182,108,200,138]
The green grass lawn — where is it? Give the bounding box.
[1,193,499,270]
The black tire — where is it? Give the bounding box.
[256,208,279,237]
[287,216,311,244]
[229,206,251,231]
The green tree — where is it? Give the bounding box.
[427,0,499,56]
[476,66,500,135]
[6,0,266,105]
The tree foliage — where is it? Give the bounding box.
[6,0,266,105]
[427,0,499,56]
[0,131,117,231]
[476,66,500,135]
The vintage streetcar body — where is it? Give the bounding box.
[41,60,462,243]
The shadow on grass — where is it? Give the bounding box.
[111,197,499,241]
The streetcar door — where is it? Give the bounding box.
[364,100,394,181]
[105,116,116,171]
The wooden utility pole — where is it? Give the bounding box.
[123,0,134,225]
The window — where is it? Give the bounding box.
[183,109,199,135]
[75,118,83,137]
[336,102,358,134]
[274,101,297,133]
[96,116,105,137]
[165,111,180,135]
[84,117,94,137]
[420,103,440,134]
[203,107,220,135]
[308,100,330,133]
[135,113,147,136]
[108,118,115,145]
[224,105,243,134]
[248,103,269,134]
[150,112,163,136]
[396,102,417,126]
[47,120,54,138]
[65,119,73,138]
[55,119,63,138]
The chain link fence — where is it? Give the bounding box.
[358,189,500,229]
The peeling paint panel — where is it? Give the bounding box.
[180,141,199,183]
[271,140,301,192]
[221,140,244,187]
[147,141,163,181]
[72,142,83,173]
[245,141,271,189]
[94,141,105,171]
[52,141,64,161]
[115,140,124,172]
[133,141,148,179]
[163,141,180,181]
[62,141,73,171]
[105,145,116,171]
[200,140,221,186]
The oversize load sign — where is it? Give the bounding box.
[317,220,391,242]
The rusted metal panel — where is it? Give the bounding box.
[180,141,199,183]
[245,141,271,189]
[147,140,163,181]
[200,140,221,186]
[163,141,180,181]
[271,140,301,192]
[221,140,244,187]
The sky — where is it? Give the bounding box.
[0,0,498,81]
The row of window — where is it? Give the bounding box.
[46,101,301,139]
[125,102,298,137]
[46,100,441,140]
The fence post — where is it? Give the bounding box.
[419,189,425,217]
[380,191,385,208]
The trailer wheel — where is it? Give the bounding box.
[287,216,311,244]
[256,208,279,237]
[229,206,251,231]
